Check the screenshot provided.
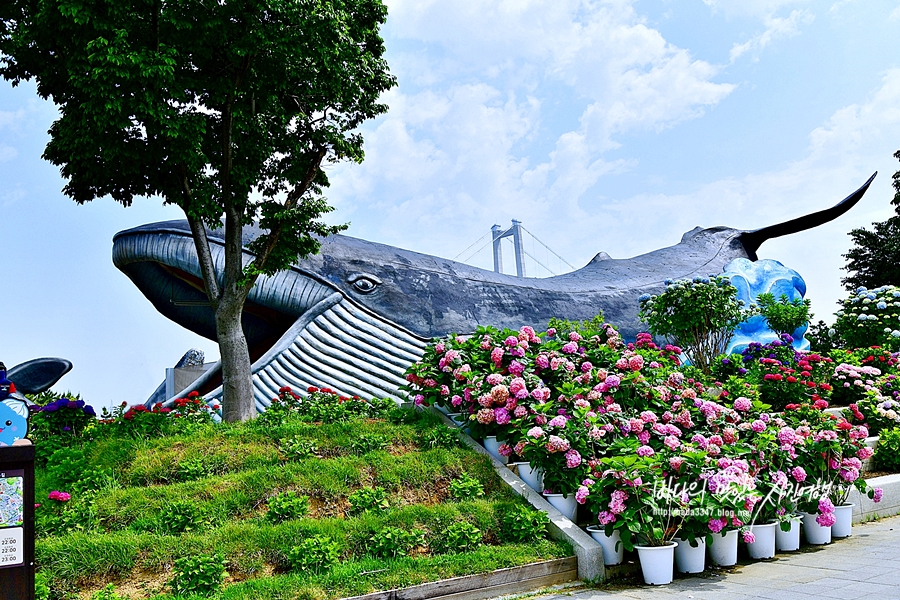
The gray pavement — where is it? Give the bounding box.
[537,515,900,600]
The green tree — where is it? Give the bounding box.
[0,0,395,421]
[755,293,812,336]
[842,150,900,291]
[638,276,751,374]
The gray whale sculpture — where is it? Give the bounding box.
[113,173,876,410]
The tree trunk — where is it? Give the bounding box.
[215,296,256,422]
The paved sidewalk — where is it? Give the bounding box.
[537,515,900,600]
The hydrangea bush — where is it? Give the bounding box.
[405,316,886,547]
[833,286,900,351]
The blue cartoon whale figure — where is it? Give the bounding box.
[0,400,28,446]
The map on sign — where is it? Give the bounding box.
[0,475,23,528]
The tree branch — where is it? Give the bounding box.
[178,165,221,306]
[246,145,327,280]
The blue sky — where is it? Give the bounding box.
[3,0,900,407]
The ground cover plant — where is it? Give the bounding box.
[31,389,569,599]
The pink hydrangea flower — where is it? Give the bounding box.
[527,427,545,439]
[816,512,836,527]
[547,435,570,453]
[565,449,582,468]
[791,466,807,482]
[751,420,766,432]
[548,415,568,428]
[636,445,654,457]
[598,510,616,525]
[476,408,495,424]
[733,397,752,411]
[873,488,884,503]
[742,530,755,544]
[562,342,578,354]
[708,518,726,533]
[575,485,589,504]
[490,347,504,364]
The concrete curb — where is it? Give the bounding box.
[434,411,605,582]
[849,473,900,523]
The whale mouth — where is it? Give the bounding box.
[121,259,296,361]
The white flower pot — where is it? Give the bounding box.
[775,516,801,551]
[832,504,854,538]
[673,536,705,573]
[802,512,831,545]
[514,462,544,493]
[746,523,777,559]
[542,491,577,520]
[586,526,624,565]
[708,529,739,566]
[635,542,677,585]
[482,436,508,464]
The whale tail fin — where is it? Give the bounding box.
[7,358,73,395]
[740,172,877,260]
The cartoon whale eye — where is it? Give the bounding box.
[346,273,382,295]
[4,421,10,427]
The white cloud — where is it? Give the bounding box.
[730,9,814,62]
[331,0,735,264]
[891,4,900,19]
[702,0,810,18]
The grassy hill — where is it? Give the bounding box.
[32,392,570,599]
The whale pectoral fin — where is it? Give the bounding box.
[740,172,877,259]
[8,358,73,395]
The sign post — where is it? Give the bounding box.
[0,444,35,599]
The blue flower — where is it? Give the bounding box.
[639,293,652,302]
[878,301,887,310]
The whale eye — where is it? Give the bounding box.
[346,273,382,295]
[4,421,10,427]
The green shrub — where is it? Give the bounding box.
[90,584,126,599]
[449,474,484,501]
[46,447,91,487]
[170,553,227,597]
[36,495,97,537]
[500,504,549,543]
[756,292,813,335]
[35,570,50,600]
[159,500,206,534]
[348,487,389,515]
[266,491,309,523]
[279,437,318,460]
[638,276,751,374]
[177,455,227,481]
[417,426,461,450]
[367,526,425,558]
[349,434,389,455]
[287,535,342,573]
[430,521,482,554]
[875,428,900,472]
[833,286,900,351]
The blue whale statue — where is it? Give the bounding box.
[113,174,876,410]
